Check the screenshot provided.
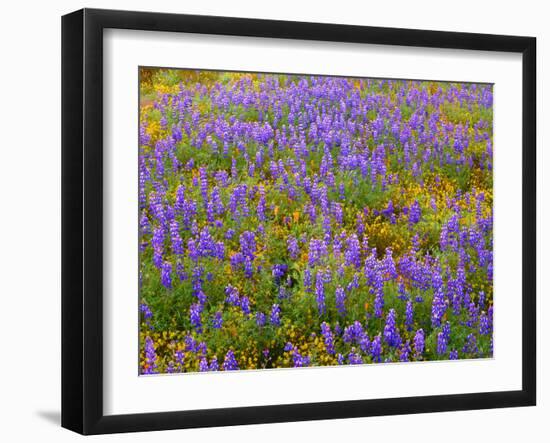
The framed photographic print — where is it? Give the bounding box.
[61,8,536,435]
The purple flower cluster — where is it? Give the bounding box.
[142,336,158,374]
[139,72,493,373]
[223,349,239,371]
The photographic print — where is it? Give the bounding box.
[138,68,494,375]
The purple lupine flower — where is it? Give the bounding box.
[320,322,335,355]
[152,225,165,269]
[315,271,326,315]
[467,301,479,327]
[442,321,451,342]
[160,115,167,130]
[184,334,197,353]
[225,284,240,305]
[431,267,446,327]
[344,234,361,268]
[287,235,299,259]
[478,291,486,309]
[189,302,202,332]
[229,252,244,272]
[212,311,223,329]
[197,341,208,356]
[176,262,187,281]
[339,182,346,200]
[196,290,207,306]
[374,283,384,318]
[214,241,225,260]
[199,357,209,372]
[479,312,490,335]
[335,286,346,316]
[142,336,158,374]
[272,264,288,284]
[306,203,317,224]
[209,357,219,371]
[239,230,256,261]
[348,350,363,365]
[359,334,371,354]
[308,238,327,267]
[366,255,385,318]
[270,304,281,326]
[383,308,400,347]
[304,267,312,292]
[291,346,311,367]
[206,199,215,222]
[199,167,209,205]
[222,350,239,371]
[413,329,425,359]
[239,231,256,278]
[161,261,172,289]
[408,200,421,224]
[437,331,447,355]
[197,227,216,258]
[191,265,204,296]
[140,303,153,330]
[187,238,199,262]
[240,296,251,316]
[231,157,238,181]
[381,200,395,220]
[439,224,449,250]
[400,340,411,362]
[256,311,266,327]
[343,321,364,344]
[449,350,459,360]
[448,213,460,233]
[371,335,382,363]
[257,185,267,221]
[211,186,224,216]
[405,301,414,331]
[463,333,478,355]
[332,202,343,226]
[174,184,186,214]
[383,248,398,280]
[175,349,185,369]
[140,212,151,235]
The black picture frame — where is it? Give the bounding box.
[62,8,536,435]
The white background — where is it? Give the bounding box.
[104,29,522,415]
[0,0,547,441]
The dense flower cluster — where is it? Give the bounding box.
[139,69,494,374]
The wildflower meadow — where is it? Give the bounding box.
[138,68,493,374]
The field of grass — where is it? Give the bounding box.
[138,68,493,374]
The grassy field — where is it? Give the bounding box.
[138,68,493,374]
